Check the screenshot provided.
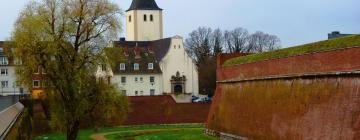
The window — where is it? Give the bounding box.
[0,69,8,76]
[150,15,153,21]
[34,67,40,74]
[150,76,155,83]
[144,14,147,21]
[122,90,127,95]
[140,91,143,95]
[148,63,154,70]
[174,45,176,49]
[101,64,107,71]
[0,57,9,65]
[129,15,131,22]
[120,63,126,70]
[1,81,8,88]
[121,76,126,83]
[14,58,22,65]
[150,89,155,96]
[33,80,40,88]
[135,91,138,96]
[134,63,139,70]
[178,45,181,49]
[140,77,143,82]
[135,77,138,82]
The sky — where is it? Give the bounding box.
[0,0,359,47]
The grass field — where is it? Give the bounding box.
[34,124,218,140]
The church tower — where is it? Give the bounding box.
[126,0,163,41]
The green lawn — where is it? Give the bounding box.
[223,35,360,66]
[34,124,218,140]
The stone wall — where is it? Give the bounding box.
[207,47,360,140]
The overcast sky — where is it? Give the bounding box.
[0,0,359,47]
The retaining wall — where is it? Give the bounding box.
[207,47,360,140]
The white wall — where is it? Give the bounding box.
[0,66,27,96]
[126,10,163,41]
[111,74,162,96]
[159,36,199,96]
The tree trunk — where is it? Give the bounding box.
[67,121,80,140]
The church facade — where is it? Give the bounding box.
[99,0,199,97]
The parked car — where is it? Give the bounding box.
[192,96,212,103]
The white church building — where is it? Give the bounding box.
[99,0,199,98]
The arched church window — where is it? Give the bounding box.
[144,14,147,21]
[178,45,181,49]
[150,15,153,21]
[129,15,131,22]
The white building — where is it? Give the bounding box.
[99,0,199,98]
[0,42,27,96]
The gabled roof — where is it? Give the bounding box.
[109,38,171,74]
[126,0,162,12]
[114,38,171,61]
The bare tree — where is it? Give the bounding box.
[247,31,281,53]
[185,27,212,63]
[224,28,249,53]
[231,28,249,53]
[210,28,223,56]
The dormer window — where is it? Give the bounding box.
[150,15,153,21]
[148,63,154,70]
[120,63,126,70]
[144,14,147,21]
[134,63,139,70]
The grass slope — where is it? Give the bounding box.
[224,35,360,66]
[34,124,218,140]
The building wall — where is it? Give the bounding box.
[207,47,360,139]
[111,74,162,96]
[0,66,26,96]
[126,10,163,41]
[159,36,199,95]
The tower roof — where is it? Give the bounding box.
[126,0,162,11]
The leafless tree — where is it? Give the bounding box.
[224,28,249,53]
[210,28,223,56]
[185,27,212,63]
[247,31,281,53]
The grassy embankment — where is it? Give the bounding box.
[34,124,218,140]
[224,35,360,66]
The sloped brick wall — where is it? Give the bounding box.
[207,47,360,140]
[124,96,210,125]
[218,46,360,81]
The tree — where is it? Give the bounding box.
[11,0,128,140]
[185,27,212,63]
[211,28,223,56]
[247,31,281,53]
[224,28,249,53]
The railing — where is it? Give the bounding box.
[0,102,24,140]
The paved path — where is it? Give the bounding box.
[90,128,202,140]
[0,95,18,111]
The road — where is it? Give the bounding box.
[0,95,19,111]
